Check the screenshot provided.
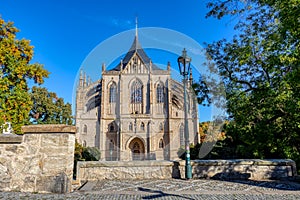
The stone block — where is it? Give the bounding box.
[21,176,36,192]
[22,155,41,175]
[0,176,11,191]
[21,124,76,133]
[41,134,69,147]
[0,134,23,144]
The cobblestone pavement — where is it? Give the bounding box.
[1,179,300,199]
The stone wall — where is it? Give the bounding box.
[0,125,76,193]
[77,160,176,181]
[77,159,297,181]
[178,159,297,180]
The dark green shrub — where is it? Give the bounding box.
[82,147,101,161]
[73,140,101,178]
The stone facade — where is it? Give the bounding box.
[0,125,75,193]
[75,29,199,161]
[77,159,297,181]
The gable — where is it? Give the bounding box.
[122,53,149,74]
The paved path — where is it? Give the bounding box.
[1,179,300,199]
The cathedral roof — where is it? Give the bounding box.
[110,27,162,71]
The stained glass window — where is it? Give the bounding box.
[109,83,117,103]
[131,80,143,103]
[157,84,164,103]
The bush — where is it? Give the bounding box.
[73,140,101,178]
[82,147,101,161]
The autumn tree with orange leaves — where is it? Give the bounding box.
[0,17,49,133]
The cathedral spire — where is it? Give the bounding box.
[110,17,160,71]
[127,17,141,53]
[134,16,139,51]
[135,16,138,40]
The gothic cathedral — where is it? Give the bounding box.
[75,29,199,161]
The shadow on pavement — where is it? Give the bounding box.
[207,168,300,191]
[227,179,300,191]
[138,187,195,200]
[210,174,300,191]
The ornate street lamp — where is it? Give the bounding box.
[177,48,192,179]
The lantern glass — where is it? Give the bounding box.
[177,48,191,76]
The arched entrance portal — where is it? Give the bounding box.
[129,138,145,160]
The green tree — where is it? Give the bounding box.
[29,86,73,125]
[191,77,211,106]
[205,0,300,164]
[0,17,49,134]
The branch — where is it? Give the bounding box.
[224,64,254,91]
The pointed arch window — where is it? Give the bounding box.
[179,124,184,146]
[109,83,117,103]
[140,122,145,131]
[83,125,87,134]
[159,139,164,148]
[157,83,164,103]
[109,123,115,132]
[131,80,143,104]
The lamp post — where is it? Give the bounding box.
[177,48,192,179]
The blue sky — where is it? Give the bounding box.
[0,0,235,122]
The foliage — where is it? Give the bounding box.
[191,77,212,106]
[73,140,101,178]
[178,121,228,160]
[179,139,241,160]
[0,17,49,134]
[29,86,73,125]
[74,140,101,165]
[83,147,101,161]
[74,140,85,162]
[199,121,226,143]
[205,0,300,166]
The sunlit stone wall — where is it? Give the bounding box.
[0,125,76,193]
